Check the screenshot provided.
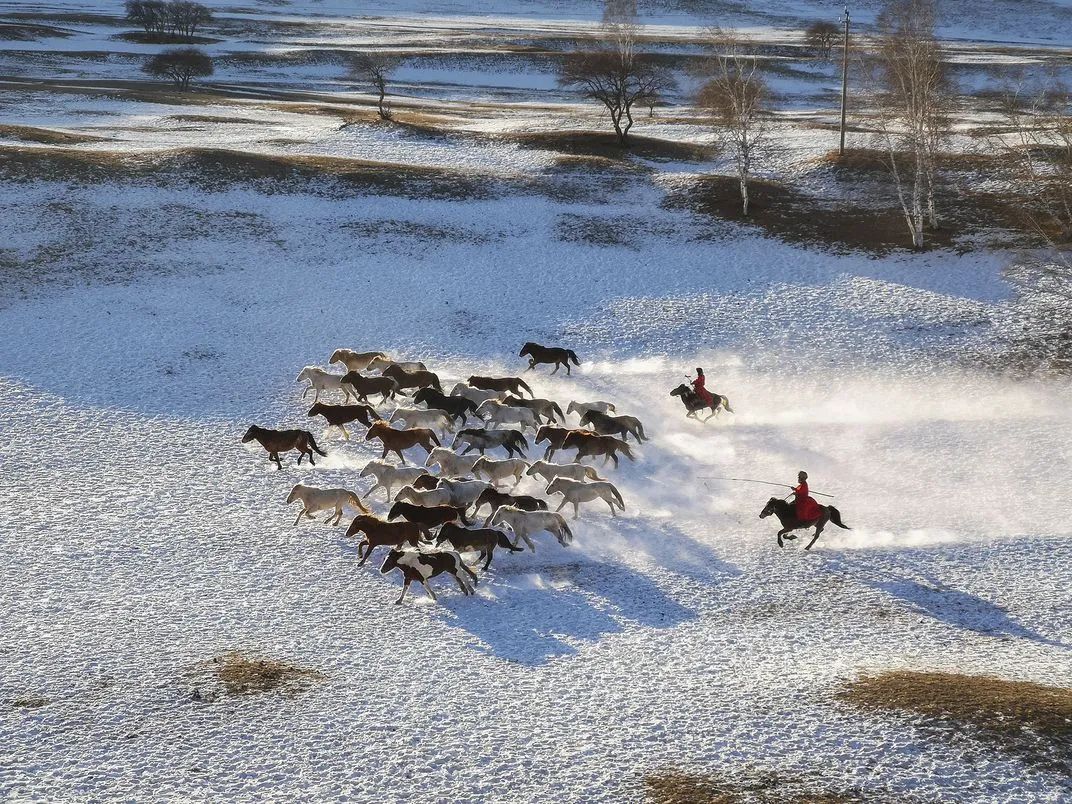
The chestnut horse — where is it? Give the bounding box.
[242,425,326,470]
[519,342,580,375]
[561,431,635,468]
[365,420,440,463]
[345,515,425,565]
[759,497,851,550]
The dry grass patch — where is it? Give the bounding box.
[509,129,716,162]
[205,651,324,697]
[0,125,107,145]
[644,768,868,803]
[6,695,51,709]
[841,671,1072,770]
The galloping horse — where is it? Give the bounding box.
[670,384,733,422]
[242,425,326,470]
[519,342,580,375]
[759,497,851,550]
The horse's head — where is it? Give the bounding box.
[519,343,533,357]
[670,384,688,397]
[240,425,258,443]
[387,500,405,518]
[380,549,403,575]
[545,478,566,496]
[578,410,593,426]
[368,356,389,372]
[286,484,303,504]
[329,349,345,364]
[535,426,551,444]
[307,404,322,417]
[365,420,389,439]
[759,497,780,519]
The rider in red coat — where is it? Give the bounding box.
[692,367,715,407]
[791,471,823,522]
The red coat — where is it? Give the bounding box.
[692,375,714,406]
[793,482,822,522]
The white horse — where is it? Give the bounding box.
[394,485,453,507]
[437,478,493,510]
[476,399,538,430]
[525,460,606,484]
[488,506,573,552]
[471,456,529,488]
[329,349,388,372]
[286,484,368,526]
[389,407,455,434]
[297,366,355,403]
[450,383,503,406]
[424,447,481,478]
[359,461,429,500]
[545,477,625,519]
[566,400,616,419]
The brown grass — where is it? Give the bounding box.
[840,671,1072,769]
[507,129,716,162]
[644,768,868,803]
[0,124,107,145]
[209,651,324,697]
[6,695,51,709]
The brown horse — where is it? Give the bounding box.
[468,375,533,398]
[387,501,470,532]
[382,364,442,394]
[519,342,580,375]
[578,409,647,443]
[242,425,326,470]
[562,431,635,468]
[759,497,851,550]
[345,515,426,565]
[307,401,377,439]
[365,420,440,463]
[341,371,399,404]
[534,425,593,460]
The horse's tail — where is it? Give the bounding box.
[550,401,565,422]
[566,349,580,366]
[610,484,625,510]
[347,492,366,513]
[306,431,327,456]
[583,466,607,482]
[516,377,534,397]
[721,395,734,414]
[619,441,636,462]
[827,507,851,529]
[634,420,647,441]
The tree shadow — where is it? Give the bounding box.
[825,553,1067,648]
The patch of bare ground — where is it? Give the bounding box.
[509,130,717,162]
[6,695,51,709]
[667,160,1032,256]
[164,115,276,125]
[191,652,324,699]
[0,124,107,145]
[840,671,1072,772]
[644,768,872,804]
[113,31,219,45]
[557,212,679,248]
[0,146,501,201]
[0,22,74,40]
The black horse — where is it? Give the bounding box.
[670,384,733,422]
[759,497,851,550]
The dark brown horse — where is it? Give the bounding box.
[382,364,442,394]
[341,371,399,404]
[241,425,326,470]
[670,384,733,422]
[519,342,580,375]
[435,522,524,570]
[345,515,425,565]
[307,402,377,439]
[578,409,646,443]
[534,425,593,460]
[413,387,477,424]
[759,497,851,550]
[468,375,533,398]
[562,431,635,468]
[387,501,470,532]
[365,420,440,463]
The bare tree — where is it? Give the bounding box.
[558,8,674,145]
[696,30,770,216]
[143,47,214,90]
[870,0,951,249]
[350,54,397,120]
[805,20,840,60]
[168,1,213,41]
[125,0,169,38]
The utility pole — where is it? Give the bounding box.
[839,6,850,156]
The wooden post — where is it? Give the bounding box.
[839,7,850,156]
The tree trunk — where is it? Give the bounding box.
[739,169,750,216]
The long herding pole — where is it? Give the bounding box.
[700,476,836,498]
[839,6,850,156]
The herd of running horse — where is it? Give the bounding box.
[240,343,849,603]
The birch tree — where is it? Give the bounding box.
[697,30,770,216]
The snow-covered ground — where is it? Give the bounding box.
[1,1,1070,802]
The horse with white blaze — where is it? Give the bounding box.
[380,548,478,604]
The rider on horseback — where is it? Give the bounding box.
[692,368,715,408]
[791,471,822,523]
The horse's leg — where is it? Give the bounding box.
[550,363,560,375]
[555,499,566,513]
[271,452,282,470]
[293,508,305,526]
[341,424,350,440]
[777,533,784,548]
[421,580,438,602]
[395,448,406,465]
[610,452,619,469]
[395,578,411,604]
[564,361,571,376]
[332,507,343,526]
[307,448,316,467]
[450,572,469,594]
[573,501,580,520]
[606,498,616,516]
